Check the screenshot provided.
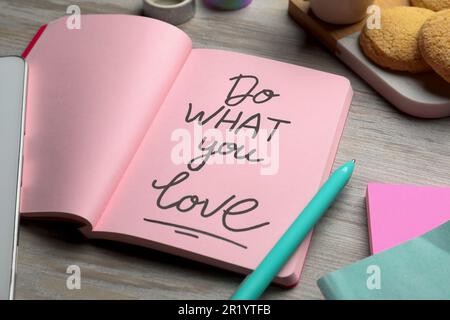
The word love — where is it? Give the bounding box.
[152,171,270,233]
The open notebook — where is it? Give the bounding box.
[21,15,352,286]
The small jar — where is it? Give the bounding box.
[204,0,253,10]
[310,0,375,25]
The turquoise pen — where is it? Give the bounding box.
[230,160,356,300]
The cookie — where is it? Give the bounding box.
[411,0,450,11]
[419,9,450,83]
[359,6,434,73]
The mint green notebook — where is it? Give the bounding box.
[318,221,450,300]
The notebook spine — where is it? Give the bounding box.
[22,24,48,58]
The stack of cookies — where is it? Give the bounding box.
[359,1,450,84]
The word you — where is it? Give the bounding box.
[171,123,280,176]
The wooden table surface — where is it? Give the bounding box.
[1,0,449,300]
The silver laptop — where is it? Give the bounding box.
[0,56,27,300]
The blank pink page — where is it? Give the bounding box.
[95,49,352,285]
[21,15,191,224]
[367,183,450,254]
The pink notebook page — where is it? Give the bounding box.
[94,49,352,285]
[366,183,450,254]
[21,15,191,224]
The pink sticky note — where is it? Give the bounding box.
[366,183,450,254]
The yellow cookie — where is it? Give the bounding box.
[419,10,450,83]
[411,0,450,11]
[360,7,434,73]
